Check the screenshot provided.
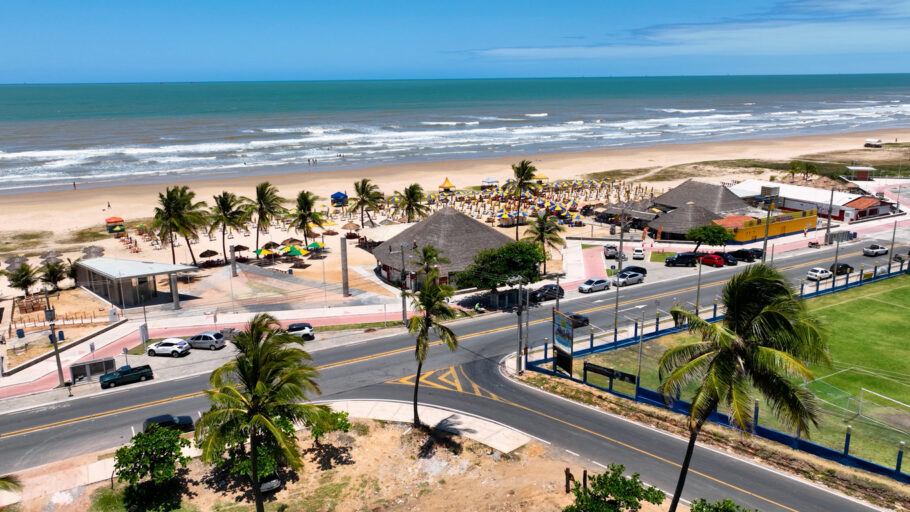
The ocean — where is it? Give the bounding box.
[1,74,909,193]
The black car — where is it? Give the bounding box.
[579,205,596,217]
[728,249,755,262]
[143,414,195,433]
[830,263,854,275]
[748,248,764,258]
[623,265,648,276]
[665,253,699,267]
[531,284,565,302]
[711,252,738,266]
[567,313,589,328]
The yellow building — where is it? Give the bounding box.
[713,209,818,243]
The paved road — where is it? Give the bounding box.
[2,240,905,510]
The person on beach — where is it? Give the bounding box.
[73,181,76,190]
[107,201,111,208]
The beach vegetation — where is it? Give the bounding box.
[563,463,665,512]
[250,182,286,259]
[349,178,383,228]
[195,313,327,512]
[152,185,209,265]
[504,160,539,240]
[690,498,759,512]
[455,242,544,296]
[0,474,22,493]
[289,190,324,247]
[209,191,251,262]
[114,424,191,487]
[306,410,352,446]
[522,211,566,275]
[685,225,733,252]
[788,160,818,180]
[60,226,108,244]
[392,183,429,223]
[584,168,655,181]
[658,264,830,511]
[1,262,39,297]
[404,271,458,427]
[40,261,66,291]
[413,243,450,277]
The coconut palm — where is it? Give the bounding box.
[289,190,324,247]
[195,313,327,512]
[40,261,66,291]
[413,243,450,277]
[405,272,458,427]
[658,264,830,512]
[392,183,429,223]
[209,191,251,262]
[1,263,39,297]
[251,182,286,259]
[152,185,208,265]
[0,474,21,493]
[349,178,383,228]
[504,160,538,240]
[522,211,565,274]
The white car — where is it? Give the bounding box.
[863,244,888,256]
[806,267,832,281]
[632,248,645,260]
[612,270,644,287]
[147,338,191,357]
[578,278,610,293]
[286,323,314,339]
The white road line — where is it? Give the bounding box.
[130,425,135,436]
[591,460,607,469]
[197,410,202,419]
[565,449,580,457]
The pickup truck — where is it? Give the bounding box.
[100,365,153,389]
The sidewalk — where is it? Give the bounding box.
[0,400,530,507]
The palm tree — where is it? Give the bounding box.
[0,474,21,493]
[504,160,538,240]
[209,191,250,262]
[392,183,429,223]
[349,178,383,228]
[289,190,324,247]
[1,263,39,297]
[658,264,830,512]
[251,182,285,259]
[40,261,66,291]
[195,313,327,512]
[405,272,458,427]
[522,211,565,274]
[413,243,450,277]
[151,185,208,265]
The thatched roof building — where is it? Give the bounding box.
[647,204,720,240]
[652,179,747,213]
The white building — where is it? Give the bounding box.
[729,180,891,222]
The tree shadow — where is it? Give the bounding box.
[123,468,197,512]
[202,463,299,504]
[302,442,355,471]
[415,425,464,459]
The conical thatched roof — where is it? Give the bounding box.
[375,207,512,275]
[648,204,719,234]
[652,179,746,213]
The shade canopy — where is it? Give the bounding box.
[232,244,249,251]
[306,242,325,249]
[41,250,62,259]
[199,249,219,258]
[482,177,499,184]
[281,237,302,246]
[342,222,360,231]
[439,177,455,189]
[262,241,280,249]
[331,191,348,199]
[105,216,124,224]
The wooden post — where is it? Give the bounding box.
[565,467,574,493]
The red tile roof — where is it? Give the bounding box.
[713,215,754,229]
[843,197,883,210]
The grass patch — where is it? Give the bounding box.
[650,251,676,262]
[60,226,110,244]
[584,168,656,181]
[127,338,164,355]
[89,482,199,512]
[581,243,602,249]
[0,230,54,253]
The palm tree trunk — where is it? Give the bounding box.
[360,206,365,228]
[413,359,423,427]
[255,226,261,260]
[542,241,547,275]
[249,432,265,512]
[169,232,176,264]
[184,235,198,266]
[515,204,521,241]
[668,428,700,512]
[222,225,228,262]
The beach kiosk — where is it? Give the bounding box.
[105,216,124,233]
[330,191,348,207]
[439,177,455,192]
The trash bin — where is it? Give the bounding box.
[58,331,65,341]
[288,268,293,275]
[16,328,24,339]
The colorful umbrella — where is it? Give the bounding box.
[255,248,274,256]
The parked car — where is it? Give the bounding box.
[729,249,756,262]
[286,322,315,339]
[567,313,589,328]
[623,265,648,276]
[632,248,645,260]
[711,252,738,266]
[748,248,764,259]
[143,414,195,433]
[531,284,565,302]
[579,205,596,217]
[578,278,609,293]
[259,473,283,493]
[147,338,190,358]
[830,263,854,275]
[100,365,153,389]
[186,331,225,350]
[863,244,888,256]
[665,253,699,267]
[807,267,833,281]
[613,270,644,287]
[701,254,725,268]
[603,244,619,258]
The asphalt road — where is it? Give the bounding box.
[1,239,906,511]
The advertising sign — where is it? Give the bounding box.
[552,310,574,354]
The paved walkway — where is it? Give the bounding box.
[0,400,530,507]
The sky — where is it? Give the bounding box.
[1,0,908,83]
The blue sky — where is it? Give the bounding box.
[1,0,907,83]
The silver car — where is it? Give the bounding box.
[578,278,610,293]
[147,338,191,357]
[862,244,888,256]
[187,331,226,350]
[612,271,644,287]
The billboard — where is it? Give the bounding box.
[553,310,574,354]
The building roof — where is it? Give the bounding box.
[374,207,513,275]
[648,204,720,234]
[713,215,755,229]
[652,179,747,213]
[76,257,196,280]
[843,196,885,210]
[360,223,412,242]
[439,177,455,189]
[728,179,860,206]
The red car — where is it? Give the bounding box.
[700,254,725,267]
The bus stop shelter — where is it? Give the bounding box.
[75,258,196,310]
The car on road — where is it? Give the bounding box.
[711,252,738,266]
[567,313,590,328]
[147,338,191,358]
[578,278,609,293]
[603,244,619,258]
[531,284,565,302]
[806,267,833,281]
[186,331,226,350]
[613,270,644,287]
[664,253,699,267]
[700,254,725,267]
[863,244,888,256]
[100,365,153,389]
[632,248,645,260]
[143,414,195,433]
[728,249,755,262]
[830,263,854,275]
[623,265,648,276]
[286,322,315,339]
[748,248,764,259]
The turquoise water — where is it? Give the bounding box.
[1,75,909,191]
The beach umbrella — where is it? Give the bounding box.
[342,221,360,232]
[111,225,125,232]
[306,242,325,250]
[255,248,274,256]
[6,262,26,272]
[4,255,27,265]
[82,245,104,253]
[281,237,302,246]
[41,250,62,260]
[232,244,249,252]
[284,247,308,257]
[105,216,124,224]
[42,257,63,265]
[263,241,280,250]
[199,249,218,258]
[397,216,409,223]
[380,218,398,225]
[323,220,337,226]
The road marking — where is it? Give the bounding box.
[591,460,607,469]
[565,449,579,457]
[130,425,135,436]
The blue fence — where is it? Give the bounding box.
[526,262,910,483]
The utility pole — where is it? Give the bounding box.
[43,289,65,388]
[389,242,410,326]
[635,308,645,397]
[555,274,561,311]
[340,236,350,297]
[825,186,835,244]
[761,202,774,263]
[229,245,236,313]
[524,284,531,357]
[516,279,524,374]
[694,260,703,315]
[888,220,898,267]
[832,239,842,286]
[613,208,628,341]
